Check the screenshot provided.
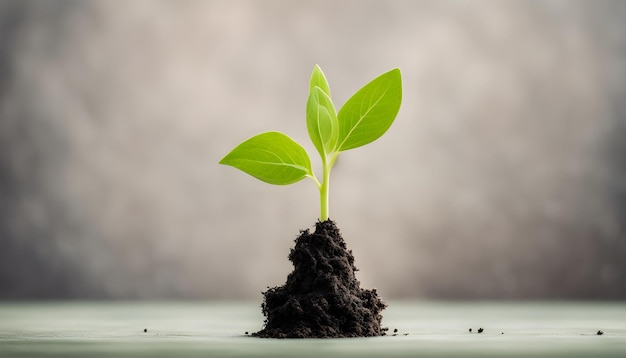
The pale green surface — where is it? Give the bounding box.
[0,301,625,357]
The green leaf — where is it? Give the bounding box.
[336,68,402,151]
[309,64,331,97]
[219,131,313,185]
[307,86,338,157]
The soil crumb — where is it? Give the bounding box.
[253,220,387,338]
[597,330,604,335]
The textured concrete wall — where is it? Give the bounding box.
[1,0,625,299]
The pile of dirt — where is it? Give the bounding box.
[253,220,387,338]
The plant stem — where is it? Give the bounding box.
[319,156,332,221]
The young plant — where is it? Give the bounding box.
[220,65,402,221]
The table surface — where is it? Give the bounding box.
[0,301,624,357]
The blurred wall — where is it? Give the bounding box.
[1,0,625,299]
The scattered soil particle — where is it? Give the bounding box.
[403,333,409,336]
[252,220,387,338]
[245,331,249,335]
[597,330,604,335]
[393,328,398,333]
[477,328,484,333]
[143,329,147,333]
[469,328,472,333]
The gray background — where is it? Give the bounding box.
[1,0,625,300]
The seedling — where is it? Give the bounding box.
[220,65,402,221]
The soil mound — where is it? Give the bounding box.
[253,220,387,338]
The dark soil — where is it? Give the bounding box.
[252,220,387,338]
